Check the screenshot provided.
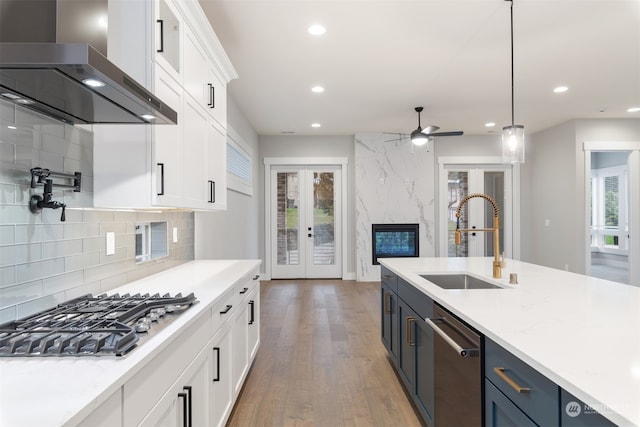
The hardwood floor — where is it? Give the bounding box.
[227,279,422,427]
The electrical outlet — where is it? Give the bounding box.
[106,232,115,255]
[173,227,178,243]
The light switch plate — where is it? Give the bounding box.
[106,232,115,255]
[173,227,178,243]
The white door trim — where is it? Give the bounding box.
[436,156,521,260]
[583,141,640,286]
[264,157,348,280]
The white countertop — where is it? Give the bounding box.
[0,259,260,427]
[379,257,640,427]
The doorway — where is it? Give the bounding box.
[585,143,640,286]
[437,159,515,259]
[266,161,345,279]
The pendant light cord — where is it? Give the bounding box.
[509,0,515,127]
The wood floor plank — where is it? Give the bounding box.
[227,280,423,427]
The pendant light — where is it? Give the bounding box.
[502,0,525,164]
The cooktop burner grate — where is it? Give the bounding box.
[0,292,197,357]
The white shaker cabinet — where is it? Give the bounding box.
[210,322,234,427]
[93,0,236,210]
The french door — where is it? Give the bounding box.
[439,164,513,258]
[270,166,342,278]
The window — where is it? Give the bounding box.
[226,127,253,196]
[591,165,628,253]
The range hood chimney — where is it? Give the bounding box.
[0,0,177,125]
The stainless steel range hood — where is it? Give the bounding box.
[0,0,177,125]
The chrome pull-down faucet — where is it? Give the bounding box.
[454,193,504,278]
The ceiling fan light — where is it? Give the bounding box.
[411,129,429,146]
[502,125,525,164]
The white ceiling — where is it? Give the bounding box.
[198,0,640,137]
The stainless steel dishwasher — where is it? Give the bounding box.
[425,303,482,426]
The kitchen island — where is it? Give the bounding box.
[0,259,260,427]
[379,257,639,427]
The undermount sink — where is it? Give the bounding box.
[420,274,505,290]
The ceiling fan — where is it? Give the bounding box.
[385,107,464,149]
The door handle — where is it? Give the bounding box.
[493,367,531,393]
[471,225,476,236]
[406,317,415,346]
[308,233,314,237]
[212,347,220,382]
[425,317,479,357]
[183,386,192,427]
[156,19,164,53]
[383,292,391,314]
[249,300,255,325]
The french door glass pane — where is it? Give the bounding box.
[276,172,299,265]
[312,172,336,265]
[448,171,469,257]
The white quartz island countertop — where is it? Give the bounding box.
[379,257,640,427]
[0,259,260,427]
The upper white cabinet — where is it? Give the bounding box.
[93,0,237,210]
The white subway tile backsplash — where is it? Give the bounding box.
[17,257,65,283]
[1,100,194,321]
[15,224,65,244]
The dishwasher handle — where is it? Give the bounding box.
[425,317,480,358]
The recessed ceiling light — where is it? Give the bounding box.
[485,122,496,127]
[83,78,105,88]
[311,86,325,93]
[553,86,568,93]
[627,107,640,113]
[311,123,321,128]
[308,24,326,36]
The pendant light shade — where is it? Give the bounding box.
[502,0,525,164]
[502,124,525,163]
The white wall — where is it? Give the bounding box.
[521,118,640,274]
[194,97,261,261]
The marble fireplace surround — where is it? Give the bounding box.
[355,133,436,281]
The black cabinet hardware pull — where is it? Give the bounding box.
[157,163,165,195]
[220,304,232,314]
[209,84,215,108]
[183,386,192,427]
[249,300,255,325]
[213,347,220,382]
[208,180,215,203]
[253,274,259,280]
[239,287,248,294]
[157,20,164,53]
[178,392,187,426]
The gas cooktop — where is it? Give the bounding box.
[0,292,197,357]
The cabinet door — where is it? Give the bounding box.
[140,347,210,427]
[381,283,398,362]
[207,121,227,209]
[413,316,435,426]
[485,379,537,427]
[154,0,182,80]
[397,298,415,391]
[183,27,209,110]
[153,66,183,207]
[182,96,210,208]
[207,65,227,127]
[210,324,234,427]
[232,298,249,396]
[247,283,260,361]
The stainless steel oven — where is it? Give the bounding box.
[425,303,482,426]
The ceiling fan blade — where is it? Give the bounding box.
[420,125,440,134]
[424,131,464,137]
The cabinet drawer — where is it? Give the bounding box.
[397,277,432,319]
[381,266,398,293]
[485,338,558,427]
